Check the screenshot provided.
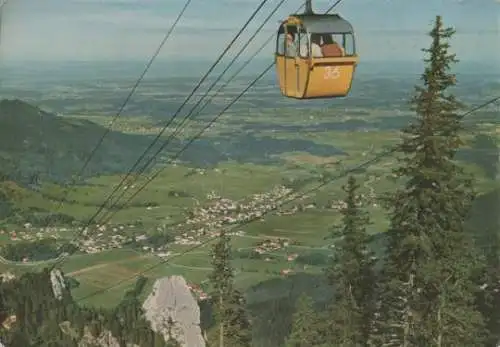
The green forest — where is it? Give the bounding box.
[0,15,498,347]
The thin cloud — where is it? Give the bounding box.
[0,0,497,62]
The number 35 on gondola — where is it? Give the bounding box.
[324,66,340,80]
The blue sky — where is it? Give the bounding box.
[1,0,498,62]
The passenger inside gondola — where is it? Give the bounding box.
[321,33,344,57]
[310,33,323,57]
[286,32,297,57]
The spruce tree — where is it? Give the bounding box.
[478,245,500,347]
[373,15,485,346]
[472,135,500,347]
[209,229,251,347]
[223,289,252,347]
[325,175,376,346]
[286,294,324,347]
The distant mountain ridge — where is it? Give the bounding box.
[0,99,155,183]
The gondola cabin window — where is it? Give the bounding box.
[284,25,306,58]
[311,32,355,58]
[276,32,286,56]
[275,24,311,58]
[341,33,355,56]
[285,27,297,57]
[297,31,309,58]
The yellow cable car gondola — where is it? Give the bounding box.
[275,0,358,99]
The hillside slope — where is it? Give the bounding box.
[0,180,76,226]
[0,99,155,183]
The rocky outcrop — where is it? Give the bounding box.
[142,276,205,347]
[50,269,67,300]
[0,271,15,283]
[78,327,124,347]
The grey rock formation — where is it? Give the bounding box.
[142,276,205,347]
[0,271,15,283]
[78,327,121,347]
[50,269,67,300]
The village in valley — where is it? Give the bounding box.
[0,173,383,259]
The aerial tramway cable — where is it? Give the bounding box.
[94,0,293,224]
[80,0,273,229]
[49,0,194,216]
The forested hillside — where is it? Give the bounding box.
[0,99,153,183]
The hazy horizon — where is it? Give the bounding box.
[0,58,497,82]
[0,0,498,62]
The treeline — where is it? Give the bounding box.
[204,16,499,347]
[0,240,78,262]
[0,176,76,226]
[0,239,60,261]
